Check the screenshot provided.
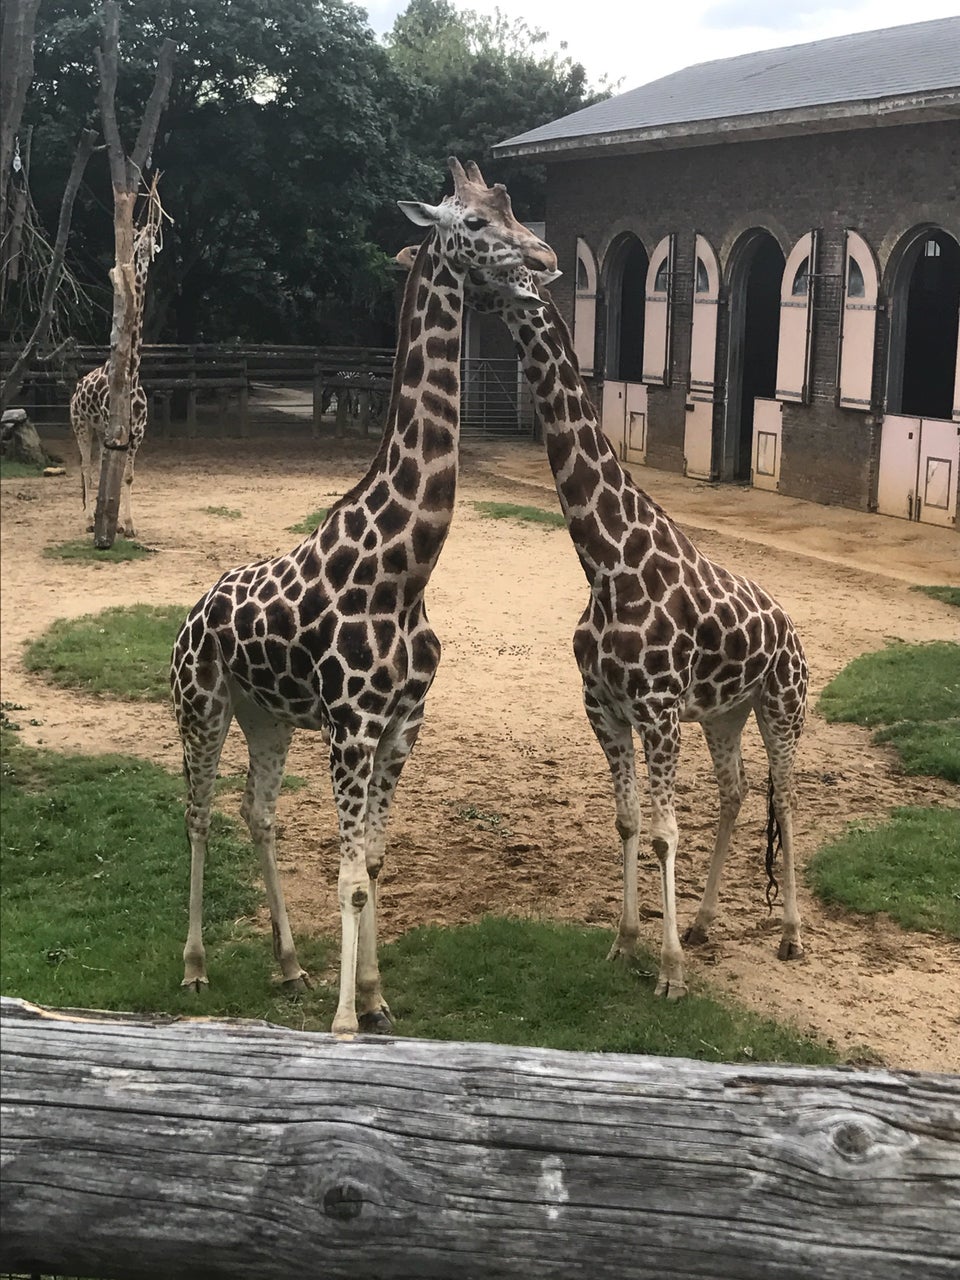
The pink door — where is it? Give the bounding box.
[684,234,720,480]
[624,382,647,465]
[601,380,627,456]
[751,397,782,491]
[878,415,959,526]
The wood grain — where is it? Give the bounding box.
[2,997,958,1279]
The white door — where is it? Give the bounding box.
[573,238,598,377]
[776,230,817,403]
[685,235,721,481]
[601,380,627,456]
[642,234,674,385]
[624,382,647,465]
[917,418,959,528]
[877,415,920,520]
[878,415,959,526]
[752,397,782,491]
[837,230,879,411]
[684,400,713,480]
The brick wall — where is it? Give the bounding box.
[544,120,960,513]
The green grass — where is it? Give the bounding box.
[202,505,242,519]
[912,585,960,609]
[43,537,154,563]
[24,604,188,701]
[0,733,329,1019]
[287,506,328,533]
[818,641,960,781]
[382,918,833,1062]
[0,458,44,478]
[0,734,835,1063]
[473,500,565,528]
[807,807,960,938]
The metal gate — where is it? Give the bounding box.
[460,358,536,438]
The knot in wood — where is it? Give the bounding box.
[323,1183,364,1220]
[832,1120,873,1160]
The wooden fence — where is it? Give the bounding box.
[1,997,958,1279]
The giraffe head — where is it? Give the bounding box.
[395,243,560,314]
[133,173,166,280]
[398,156,557,277]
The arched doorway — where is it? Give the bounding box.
[724,230,785,480]
[604,234,648,382]
[887,227,960,420]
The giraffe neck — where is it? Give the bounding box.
[315,233,465,600]
[128,253,150,386]
[507,299,661,577]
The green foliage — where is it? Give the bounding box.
[0,734,331,1017]
[43,538,154,562]
[201,505,242,520]
[807,808,960,938]
[912,585,960,609]
[382,918,834,1062]
[287,506,328,533]
[0,459,44,478]
[818,642,960,781]
[474,500,565,528]
[24,604,187,701]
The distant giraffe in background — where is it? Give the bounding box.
[400,201,808,998]
[71,180,163,537]
[171,159,555,1035]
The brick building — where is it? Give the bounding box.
[495,17,960,528]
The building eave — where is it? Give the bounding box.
[493,90,960,162]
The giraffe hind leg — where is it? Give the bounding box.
[684,702,752,947]
[234,695,309,992]
[755,700,804,961]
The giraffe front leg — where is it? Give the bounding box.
[73,422,96,530]
[756,702,805,962]
[642,716,687,1000]
[118,444,137,539]
[329,731,376,1035]
[583,691,643,963]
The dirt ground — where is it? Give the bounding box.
[2,431,959,1070]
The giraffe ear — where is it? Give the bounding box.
[398,200,442,227]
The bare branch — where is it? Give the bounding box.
[0,0,42,237]
[95,2,127,191]
[1,129,98,413]
[131,39,176,174]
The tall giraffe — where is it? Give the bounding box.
[171,158,555,1035]
[402,207,807,998]
[71,183,163,537]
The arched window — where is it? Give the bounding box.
[847,259,865,298]
[695,258,710,293]
[654,258,670,291]
[573,237,598,377]
[790,257,810,297]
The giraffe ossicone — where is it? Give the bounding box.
[407,239,809,1000]
[171,158,556,1035]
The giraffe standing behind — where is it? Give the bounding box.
[171,159,555,1035]
[408,203,807,999]
[71,185,163,537]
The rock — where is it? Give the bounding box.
[1,409,48,467]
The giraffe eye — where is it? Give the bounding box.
[464,217,488,231]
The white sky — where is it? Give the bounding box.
[354,0,960,95]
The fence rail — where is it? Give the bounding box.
[2,997,957,1280]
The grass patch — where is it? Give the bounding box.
[807,807,960,938]
[287,507,328,534]
[382,917,834,1063]
[912,585,960,609]
[0,458,44,478]
[24,603,187,701]
[473,500,565,529]
[43,537,154,563]
[818,641,960,781]
[0,733,330,1018]
[202,505,243,519]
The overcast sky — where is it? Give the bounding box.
[353,0,959,95]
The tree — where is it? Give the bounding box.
[383,0,610,220]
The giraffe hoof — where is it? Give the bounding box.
[358,1008,394,1035]
[282,971,313,996]
[777,939,805,961]
[683,923,710,947]
[654,977,688,1001]
[180,975,209,993]
[607,935,640,962]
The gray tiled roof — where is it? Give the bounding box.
[496,17,960,152]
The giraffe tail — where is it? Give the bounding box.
[764,773,782,912]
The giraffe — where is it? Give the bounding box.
[400,201,808,1000]
[71,181,163,538]
[171,158,556,1035]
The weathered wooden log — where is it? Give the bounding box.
[1,998,957,1280]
